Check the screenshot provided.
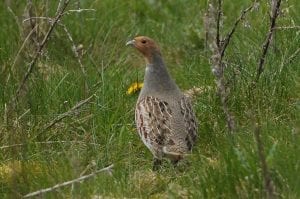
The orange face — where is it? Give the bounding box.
[126,36,161,64]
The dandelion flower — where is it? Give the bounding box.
[126,82,143,95]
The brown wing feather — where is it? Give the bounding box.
[135,96,173,158]
[180,96,198,151]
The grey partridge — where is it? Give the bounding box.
[126,36,198,170]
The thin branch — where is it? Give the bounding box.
[205,1,236,132]
[43,94,94,131]
[254,124,276,199]
[13,0,70,103]
[0,140,101,150]
[216,0,222,48]
[55,0,64,15]
[251,1,281,198]
[23,15,91,95]
[26,0,39,49]
[11,23,39,72]
[221,4,254,58]
[255,0,282,83]
[23,164,114,198]
[214,0,255,131]
[23,16,87,63]
[59,22,89,94]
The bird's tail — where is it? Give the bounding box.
[162,147,189,160]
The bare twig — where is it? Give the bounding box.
[11,23,39,73]
[0,140,101,150]
[13,0,70,103]
[254,124,276,199]
[43,94,94,131]
[255,0,282,83]
[221,4,254,58]
[55,0,64,15]
[26,0,40,49]
[5,7,34,86]
[205,1,255,132]
[216,0,222,48]
[205,1,237,132]
[251,1,281,198]
[23,164,114,198]
[59,22,89,94]
[23,11,92,95]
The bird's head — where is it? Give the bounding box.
[126,36,161,64]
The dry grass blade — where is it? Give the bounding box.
[287,47,300,63]
[23,164,114,198]
[55,0,64,15]
[274,25,300,30]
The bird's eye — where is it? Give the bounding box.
[141,40,147,44]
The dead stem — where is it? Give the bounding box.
[251,1,282,198]
[23,164,114,198]
[220,4,254,58]
[255,0,282,83]
[254,123,276,198]
[12,0,70,105]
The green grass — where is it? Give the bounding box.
[0,0,299,198]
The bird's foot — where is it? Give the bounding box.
[171,159,179,167]
[152,158,162,171]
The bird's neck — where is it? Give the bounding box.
[142,53,178,94]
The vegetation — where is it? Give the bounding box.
[0,0,299,198]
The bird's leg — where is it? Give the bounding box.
[171,159,179,167]
[152,158,162,171]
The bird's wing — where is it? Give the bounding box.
[179,96,198,150]
[135,96,174,155]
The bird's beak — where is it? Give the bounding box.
[126,39,135,46]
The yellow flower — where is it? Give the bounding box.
[126,82,143,95]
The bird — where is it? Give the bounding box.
[126,36,198,170]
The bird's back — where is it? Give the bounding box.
[136,81,198,161]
